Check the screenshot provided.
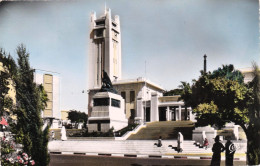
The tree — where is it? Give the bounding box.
[163,88,183,96]
[13,44,49,166]
[0,49,16,119]
[67,110,88,128]
[1,48,37,165]
[180,64,260,165]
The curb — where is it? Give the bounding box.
[50,152,246,161]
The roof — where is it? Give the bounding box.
[112,77,165,91]
[239,67,253,73]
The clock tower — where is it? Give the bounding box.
[88,8,122,89]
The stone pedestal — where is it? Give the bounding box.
[88,92,128,132]
[224,123,239,140]
[192,126,217,147]
[51,119,61,129]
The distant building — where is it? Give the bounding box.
[34,70,60,120]
[239,67,255,83]
[0,62,16,106]
[61,110,69,121]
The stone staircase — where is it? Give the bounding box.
[127,121,195,140]
[169,140,212,154]
[48,140,211,155]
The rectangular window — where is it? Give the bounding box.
[96,20,105,26]
[130,91,135,102]
[121,91,126,100]
[93,98,110,106]
[111,98,120,108]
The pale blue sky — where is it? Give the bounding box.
[0,0,259,113]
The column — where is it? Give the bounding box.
[189,109,193,121]
[167,106,170,121]
[178,105,182,121]
[97,42,102,87]
[151,92,159,122]
[135,97,143,124]
[175,107,178,121]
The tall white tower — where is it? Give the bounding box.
[88,8,122,89]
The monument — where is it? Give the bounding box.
[88,71,128,132]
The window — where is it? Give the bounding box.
[130,91,135,102]
[121,91,126,113]
[98,123,101,132]
[112,22,117,27]
[121,91,126,100]
[130,109,135,119]
[96,20,105,26]
[95,29,103,37]
[93,98,109,106]
[111,98,120,108]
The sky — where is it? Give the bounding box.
[0,0,259,113]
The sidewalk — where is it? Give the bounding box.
[48,140,247,161]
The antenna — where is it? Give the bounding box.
[145,60,147,78]
[104,1,107,14]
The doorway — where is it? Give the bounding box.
[159,107,167,121]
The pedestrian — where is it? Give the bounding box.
[177,132,184,153]
[61,126,67,141]
[51,130,55,140]
[204,138,209,149]
[154,136,162,147]
[225,138,236,166]
[210,135,225,166]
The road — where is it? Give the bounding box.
[50,154,246,166]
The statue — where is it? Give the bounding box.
[100,70,117,94]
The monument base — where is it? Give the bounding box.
[192,126,217,147]
[88,92,128,132]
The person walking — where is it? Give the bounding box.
[61,126,67,141]
[177,132,184,153]
[210,135,225,166]
[225,138,236,166]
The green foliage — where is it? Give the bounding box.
[180,63,260,164]
[163,89,183,96]
[0,49,15,118]
[180,65,249,128]
[115,123,138,137]
[72,127,114,137]
[210,64,244,84]
[67,110,88,127]
[11,44,49,166]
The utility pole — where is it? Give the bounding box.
[144,61,146,124]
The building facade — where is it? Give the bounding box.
[34,70,60,120]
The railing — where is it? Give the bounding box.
[115,123,146,140]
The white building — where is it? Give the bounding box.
[88,8,194,129]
